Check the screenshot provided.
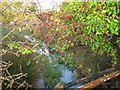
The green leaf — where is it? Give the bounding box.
[22,49,32,54]
[91,46,95,51]
[102,10,107,13]
[106,19,110,23]
[2,49,5,52]
[113,19,118,23]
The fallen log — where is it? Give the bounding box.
[65,64,120,88]
[53,82,64,90]
[75,70,120,90]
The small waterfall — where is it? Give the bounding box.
[24,35,80,88]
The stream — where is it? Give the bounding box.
[24,35,80,88]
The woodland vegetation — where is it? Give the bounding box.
[0,0,120,89]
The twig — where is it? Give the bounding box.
[17,81,32,89]
[14,74,27,80]
[107,35,113,42]
[6,79,14,89]
[97,58,103,71]
[1,28,16,41]
[1,4,12,12]
[0,77,9,81]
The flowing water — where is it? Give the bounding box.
[24,35,80,88]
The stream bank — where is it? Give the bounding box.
[24,35,81,88]
[24,35,114,88]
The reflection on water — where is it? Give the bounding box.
[24,35,80,88]
[60,65,76,83]
[37,79,45,88]
[60,65,80,88]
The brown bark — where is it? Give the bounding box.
[65,65,120,88]
[53,83,64,90]
[75,70,120,90]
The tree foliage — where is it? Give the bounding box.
[58,2,119,63]
[1,1,120,89]
[34,2,120,63]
